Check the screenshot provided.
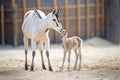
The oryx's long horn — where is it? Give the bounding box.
[56,6,62,14]
[34,9,42,19]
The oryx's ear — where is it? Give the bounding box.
[52,9,56,15]
[66,28,69,32]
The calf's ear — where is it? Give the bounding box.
[66,28,69,33]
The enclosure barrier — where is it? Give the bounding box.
[3,0,119,46]
[12,0,18,46]
[1,5,5,45]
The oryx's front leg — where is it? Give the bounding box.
[38,41,46,70]
[45,37,53,71]
[30,38,36,71]
[23,36,28,70]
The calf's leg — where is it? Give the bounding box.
[74,49,78,70]
[68,51,71,71]
[60,51,66,71]
[78,47,82,70]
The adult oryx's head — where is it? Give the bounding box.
[47,6,63,33]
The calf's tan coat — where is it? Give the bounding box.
[60,29,82,71]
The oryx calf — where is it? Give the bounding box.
[60,29,82,71]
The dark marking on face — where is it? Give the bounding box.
[55,14,59,22]
[53,19,59,27]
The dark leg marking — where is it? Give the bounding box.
[46,51,53,71]
[30,51,36,71]
[41,51,46,70]
[25,50,28,70]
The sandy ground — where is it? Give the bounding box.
[0,37,120,80]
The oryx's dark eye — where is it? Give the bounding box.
[53,19,56,21]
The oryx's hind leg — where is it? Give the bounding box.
[23,36,28,70]
[30,39,36,71]
[45,37,53,71]
[38,41,46,70]
[74,49,78,70]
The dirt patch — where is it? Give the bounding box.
[0,37,120,80]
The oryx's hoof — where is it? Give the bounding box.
[25,67,28,70]
[42,65,46,70]
[73,67,76,70]
[25,65,28,70]
[49,67,53,71]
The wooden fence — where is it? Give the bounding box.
[0,0,106,46]
[105,0,120,44]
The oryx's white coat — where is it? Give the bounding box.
[22,9,63,71]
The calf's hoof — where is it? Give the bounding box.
[30,66,34,71]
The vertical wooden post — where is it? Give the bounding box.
[77,0,81,37]
[95,0,99,37]
[12,0,18,47]
[86,0,90,38]
[36,0,40,9]
[53,0,57,43]
[22,0,26,17]
[102,0,105,37]
[64,0,69,29]
[1,5,5,45]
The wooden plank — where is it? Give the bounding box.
[119,0,120,43]
[86,0,90,38]
[64,0,69,29]
[22,0,26,17]
[95,0,99,37]
[36,0,40,9]
[1,5,5,45]
[77,0,81,37]
[12,0,18,47]
[14,4,18,47]
[101,0,105,38]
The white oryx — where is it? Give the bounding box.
[22,7,63,71]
